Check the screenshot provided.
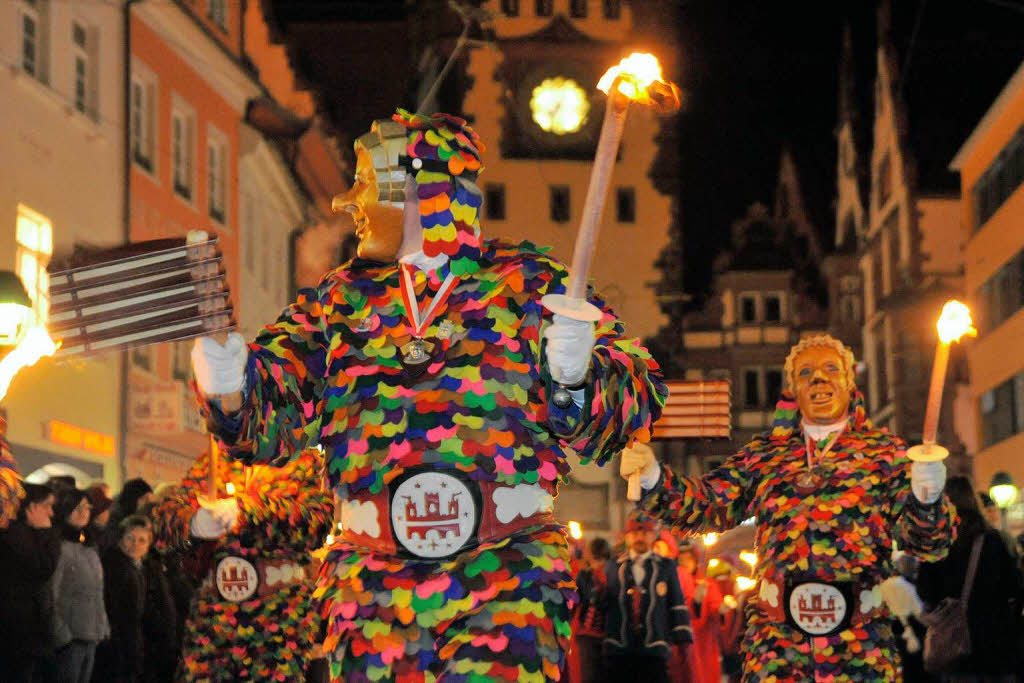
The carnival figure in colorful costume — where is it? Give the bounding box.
[151,448,332,682]
[190,110,666,682]
[621,334,954,682]
[0,415,22,528]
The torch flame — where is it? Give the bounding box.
[740,550,758,567]
[0,325,59,401]
[702,532,719,546]
[568,520,583,540]
[225,482,236,496]
[598,53,664,99]
[936,300,977,344]
[735,575,757,592]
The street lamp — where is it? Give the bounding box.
[0,271,32,347]
[989,471,1017,534]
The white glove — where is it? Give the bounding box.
[619,443,660,490]
[910,460,946,504]
[543,314,595,386]
[189,497,240,539]
[191,333,248,396]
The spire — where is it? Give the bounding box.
[838,22,857,127]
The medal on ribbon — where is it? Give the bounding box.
[397,264,459,380]
[793,428,844,496]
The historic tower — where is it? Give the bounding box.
[463,0,672,344]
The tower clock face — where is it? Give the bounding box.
[530,77,589,135]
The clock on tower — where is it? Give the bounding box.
[462,0,675,533]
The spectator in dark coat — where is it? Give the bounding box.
[0,482,61,682]
[603,512,693,683]
[53,488,110,683]
[101,478,152,552]
[135,503,179,683]
[83,484,112,548]
[94,515,152,683]
[917,476,1022,681]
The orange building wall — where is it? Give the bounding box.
[244,0,315,119]
[957,68,1024,498]
[130,14,240,297]
[180,0,243,57]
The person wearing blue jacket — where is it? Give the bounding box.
[603,511,693,683]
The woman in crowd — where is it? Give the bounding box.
[84,484,112,547]
[94,515,153,683]
[52,488,110,683]
[0,483,62,682]
[917,476,1022,681]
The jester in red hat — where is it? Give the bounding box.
[620,334,955,681]
[151,449,332,682]
[190,110,665,682]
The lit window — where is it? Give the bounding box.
[616,187,635,223]
[207,129,227,223]
[485,184,506,220]
[15,204,53,327]
[172,102,195,201]
[550,186,570,223]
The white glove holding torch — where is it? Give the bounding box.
[619,442,661,493]
[543,314,596,386]
[189,497,240,539]
[191,332,248,396]
[910,460,946,505]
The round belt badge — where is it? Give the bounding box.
[215,556,258,603]
[391,471,476,558]
[788,582,848,636]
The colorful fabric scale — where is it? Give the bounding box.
[395,109,485,277]
[641,390,956,682]
[152,449,333,682]
[0,425,21,528]
[316,526,575,682]
[201,242,664,682]
[208,239,665,499]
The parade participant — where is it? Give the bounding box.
[620,334,955,681]
[603,511,693,683]
[151,448,332,682]
[0,414,22,528]
[677,540,723,683]
[191,110,665,682]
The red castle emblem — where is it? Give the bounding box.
[403,490,462,541]
[215,556,258,602]
[789,582,846,635]
[391,472,475,558]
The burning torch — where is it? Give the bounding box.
[906,300,976,463]
[542,53,680,499]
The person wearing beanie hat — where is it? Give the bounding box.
[603,509,692,682]
[189,110,666,683]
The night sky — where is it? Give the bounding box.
[270,0,1024,300]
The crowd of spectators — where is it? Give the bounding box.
[0,476,195,683]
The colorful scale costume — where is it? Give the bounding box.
[203,111,665,682]
[152,449,333,682]
[641,391,955,682]
[0,416,21,528]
